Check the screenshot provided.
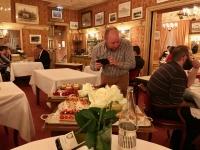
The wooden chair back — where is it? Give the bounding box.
[138,83,186,150]
[129,68,141,81]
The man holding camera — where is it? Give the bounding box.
[90,27,135,96]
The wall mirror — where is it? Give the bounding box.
[0,29,21,53]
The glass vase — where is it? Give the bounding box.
[93,124,112,150]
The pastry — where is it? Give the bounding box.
[65,83,73,90]
[59,110,75,121]
[60,84,67,90]
[73,83,80,90]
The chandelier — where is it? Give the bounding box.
[177,6,198,21]
[0,6,11,11]
[162,22,178,31]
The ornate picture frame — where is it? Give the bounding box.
[30,35,41,44]
[95,12,104,26]
[81,11,92,29]
[15,3,39,24]
[70,21,78,29]
[118,1,131,18]
[109,12,117,24]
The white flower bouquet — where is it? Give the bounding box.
[75,83,127,150]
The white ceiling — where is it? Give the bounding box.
[42,0,108,10]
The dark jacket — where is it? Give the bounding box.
[35,50,50,69]
[135,56,145,69]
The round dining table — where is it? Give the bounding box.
[11,135,170,150]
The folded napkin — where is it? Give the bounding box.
[190,107,200,119]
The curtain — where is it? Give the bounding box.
[173,20,190,46]
[160,27,169,55]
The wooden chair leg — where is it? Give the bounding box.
[148,133,152,142]
[14,129,19,147]
[167,130,170,138]
[4,126,9,135]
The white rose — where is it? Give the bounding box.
[118,98,127,105]
[78,83,93,97]
[88,88,113,108]
[105,85,123,102]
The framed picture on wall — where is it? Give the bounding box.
[81,11,92,28]
[118,1,131,18]
[52,10,62,19]
[70,21,78,29]
[15,3,39,24]
[30,35,41,44]
[132,7,142,20]
[95,12,104,26]
[109,12,117,24]
[190,21,200,34]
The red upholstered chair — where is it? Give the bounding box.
[129,68,140,87]
[138,83,186,150]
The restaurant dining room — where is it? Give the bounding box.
[1,0,200,150]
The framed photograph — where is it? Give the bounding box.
[95,12,104,26]
[70,21,78,29]
[157,0,169,3]
[132,7,142,20]
[52,10,62,19]
[15,3,39,24]
[118,1,131,18]
[155,31,160,40]
[81,11,92,29]
[109,12,117,24]
[190,21,200,34]
[30,35,41,44]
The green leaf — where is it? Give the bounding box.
[75,112,89,128]
[89,108,100,119]
[87,119,97,133]
[80,109,96,120]
[76,119,92,134]
[85,132,97,149]
[103,110,118,119]
[96,136,103,150]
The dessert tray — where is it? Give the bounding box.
[113,106,153,127]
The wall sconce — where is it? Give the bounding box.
[3,29,7,36]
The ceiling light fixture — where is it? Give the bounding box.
[162,14,178,31]
[177,6,199,21]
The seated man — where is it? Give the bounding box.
[132,46,144,69]
[34,44,50,69]
[0,46,11,74]
[147,45,200,150]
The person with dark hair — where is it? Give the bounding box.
[159,46,170,61]
[165,46,175,62]
[147,45,200,150]
[34,44,50,69]
[0,46,11,74]
[133,46,144,69]
[90,26,135,96]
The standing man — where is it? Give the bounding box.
[90,27,136,96]
[35,44,50,69]
[147,45,200,150]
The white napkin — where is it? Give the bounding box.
[190,107,200,119]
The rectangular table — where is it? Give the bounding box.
[83,66,102,85]
[10,62,44,81]
[0,82,35,142]
[54,63,83,71]
[42,107,155,141]
[29,69,98,105]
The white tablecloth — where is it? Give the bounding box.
[29,68,98,95]
[84,66,102,85]
[10,62,44,81]
[11,135,170,150]
[0,82,35,142]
